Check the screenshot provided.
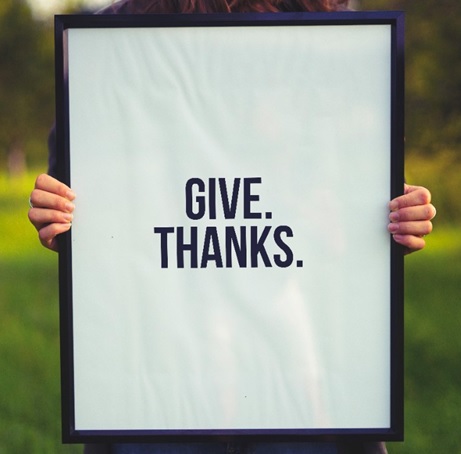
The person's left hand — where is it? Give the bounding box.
[388,184,436,254]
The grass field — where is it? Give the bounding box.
[0,172,81,453]
[1,171,460,453]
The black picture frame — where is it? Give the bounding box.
[56,11,405,444]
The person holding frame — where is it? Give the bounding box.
[28,0,436,453]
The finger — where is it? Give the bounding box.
[38,222,72,252]
[34,173,75,200]
[29,188,75,213]
[388,220,433,237]
[28,207,73,231]
[389,204,437,223]
[389,185,431,211]
[392,234,426,254]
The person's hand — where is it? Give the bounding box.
[388,184,436,254]
[28,174,76,252]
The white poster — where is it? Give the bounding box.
[58,13,404,441]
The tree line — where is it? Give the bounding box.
[0,0,55,173]
[361,0,461,158]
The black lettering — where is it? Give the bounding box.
[185,178,205,220]
[250,226,272,268]
[209,178,216,220]
[244,177,262,219]
[219,178,241,219]
[225,226,247,268]
[177,226,198,268]
[273,226,294,268]
[201,226,223,268]
[153,227,174,268]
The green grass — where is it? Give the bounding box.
[0,171,81,453]
[390,229,461,453]
[1,171,460,452]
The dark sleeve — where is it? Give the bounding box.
[338,442,388,454]
[83,444,112,454]
[47,124,57,178]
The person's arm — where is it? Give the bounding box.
[28,173,75,252]
[388,184,436,254]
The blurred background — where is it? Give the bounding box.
[0,0,459,452]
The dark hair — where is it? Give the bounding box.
[119,0,349,14]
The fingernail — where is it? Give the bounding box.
[388,223,399,233]
[389,212,399,222]
[65,202,75,212]
[66,190,76,200]
[63,213,73,222]
[389,200,399,211]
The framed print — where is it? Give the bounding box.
[55,11,405,443]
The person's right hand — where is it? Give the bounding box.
[28,174,76,252]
